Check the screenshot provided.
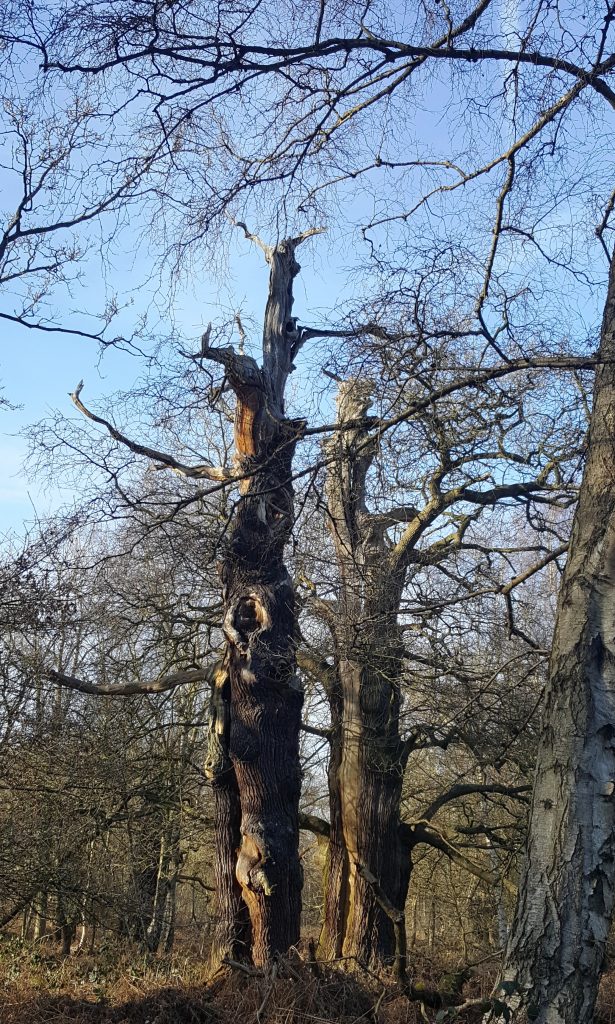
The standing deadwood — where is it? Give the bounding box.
[488,251,615,1024]
[319,380,409,966]
[60,230,318,965]
[203,230,319,966]
[314,364,578,969]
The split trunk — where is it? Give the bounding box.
[204,236,308,966]
[318,381,410,968]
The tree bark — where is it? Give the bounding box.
[488,251,615,1023]
[209,770,252,963]
[333,655,408,966]
[144,817,181,954]
[321,381,409,967]
[204,233,309,966]
[32,891,47,941]
[317,668,348,960]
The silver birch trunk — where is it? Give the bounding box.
[144,819,180,953]
[488,252,615,1023]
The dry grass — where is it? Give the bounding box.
[5,936,615,1024]
[598,965,615,1024]
[0,940,215,1024]
[0,939,445,1024]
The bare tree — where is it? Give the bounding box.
[39,225,344,966]
[0,27,157,353]
[294,326,585,970]
[5,2,615,1004]
[0,523,219,953]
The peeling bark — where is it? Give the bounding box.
[488,252,615,1024]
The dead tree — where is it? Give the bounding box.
[319,379,409,965]
[311,364,581,969]
[200,229,324,965]
[59,227,324,965]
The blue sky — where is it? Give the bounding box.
[0,231,348,537]
[1,0,613,541]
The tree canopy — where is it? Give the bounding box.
[1,4,615,1023]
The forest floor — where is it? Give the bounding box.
[2,938,615,1024]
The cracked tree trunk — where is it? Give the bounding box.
[317,666,348,960]
[204,236,306,966]
[488,252,615,1024]
[210,770,252,962]
[319,381,409,967]
[332,654,409,966]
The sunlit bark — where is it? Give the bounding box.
[489,252,615,1024]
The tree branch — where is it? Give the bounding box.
[357,862,407,987]
[298,811,331,838]
[401,821,517,894]
[303,355,597,438]
[70,381,230,480]
[46,663,221,696]
[421,782,531,822]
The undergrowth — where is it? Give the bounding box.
[2,936,615,1024]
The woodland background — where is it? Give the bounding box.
[1,1,615,1022]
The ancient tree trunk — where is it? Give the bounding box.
[320,381,409,967]
[209,771,252,962]
[204,233,312,966]
[317,669,348,960]
[489,252,615,1024]
[332,655,408,966]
